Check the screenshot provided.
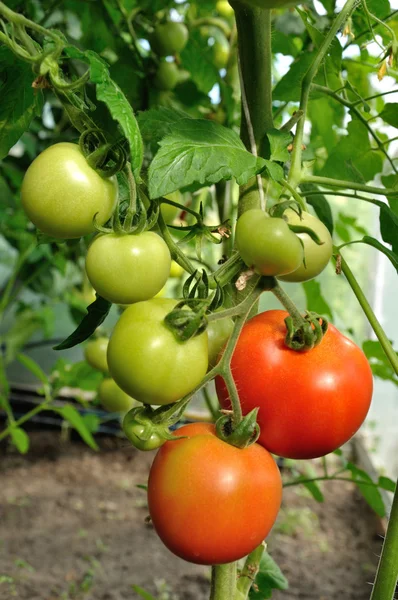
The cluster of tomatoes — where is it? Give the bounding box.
[21,142,373,567]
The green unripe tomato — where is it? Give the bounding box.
[216,0,234,17]
[84,337,109,372]
[170,260,184,278]
[162,191,183,223]
[278,210,333,282]
[107,298,208,405]
[98,378,136,413]
[213,41,230,69]
[85,232,171,305]
[207,318,234,369]
[235,209,303,276]
[123,408,166,451]
[21,143,118,239]
[151,22,189,57]
[154,61,180,91]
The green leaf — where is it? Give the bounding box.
[10,427,30,454]
[180,29,220,94]
[300,183,334,234]
[272,30,299,57]
[263,160,284,182]
[0,47,42,160]
[303,480,325,502]
[51,359,104,392]
[358,236,398,273]
[249,552,289,599]
[137,107,192,155]
[302,280,333,320]
[273,52,316,102]
[335,212,368,243]
[81,414,101,434]
[362,340,398,386]
[346,463,386,517]
[17,353,49,386]
[54,296,112,351]
[377,476,396,493]
[148,119,267,198]
[267,129,292,162]
[4,308,54,365]
[320,118,384,183]
[55,405,99,451]
[130,585,157,600]
[65,46,143,177]
[379,103,398,128]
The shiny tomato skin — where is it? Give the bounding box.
[85,232,171,305]
[235,210,303,276]
[21,143,117,239]
[148,423,282,565]
[216,310,373,459]
[278,210,333,283]
[107,299,208,405]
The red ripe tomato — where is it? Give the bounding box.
[216,310,373,459]
[148,422,282,565]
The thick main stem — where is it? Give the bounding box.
[370,480,398,600]
[231,3,273,153]
[210,563,237,600]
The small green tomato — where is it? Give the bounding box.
[84,337,109,373]
[98,378,136,413]
[235,209,303,276]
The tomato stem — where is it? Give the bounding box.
[271,282,306,328]
[370,478,398,600]
[123,162,138,231]
[287,0,358,188]
[235,543,265,600]
[231,3,273,151]
[338,254,398,376]
[210,563,237,600]
[301,175,397,198]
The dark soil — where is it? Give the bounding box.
[0,432,382,600]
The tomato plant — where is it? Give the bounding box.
[150,22,189,57]
[1,0,398,598]
[148,422,282,565]
[278,210,333,282]
[21,143,118,239]
[98,378,136,413]
[153,61,180,91]
[123,407,168,451]
[85,232,171,305]
[207,317,234,368]
[84,337,109,373]
[216,310,373,459]
[235,209,303,276]
[107,299,208,405]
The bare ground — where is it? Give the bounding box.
[0,432,382,600]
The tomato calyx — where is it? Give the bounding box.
[215,409,260,449]
[284,311,328,351]
[123,406,176,451]
[164,301,208,342]
[79,129,127,178]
